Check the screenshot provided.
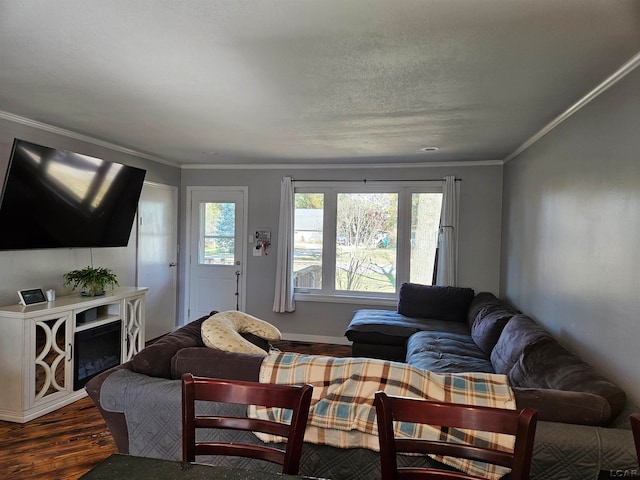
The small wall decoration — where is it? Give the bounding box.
[255,228,272,255]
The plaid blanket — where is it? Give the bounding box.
[249,352,516,479]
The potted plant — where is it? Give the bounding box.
[63,266,119,297]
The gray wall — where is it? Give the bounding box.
[501,67,640,403]
[0,117,181,307]
[180,163,503,342]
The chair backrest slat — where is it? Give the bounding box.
[182,373,313,475]
[374,391,538,480]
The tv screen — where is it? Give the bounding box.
[0,139,146,250]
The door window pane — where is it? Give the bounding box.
[410,193,442,284]
[336,193,397,293]
[293,194,323,289]
[200,202,235,265]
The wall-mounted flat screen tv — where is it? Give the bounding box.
[0,139,146,250]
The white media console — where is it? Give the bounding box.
[0,287,147,423]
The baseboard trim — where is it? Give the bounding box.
[281,333,351,346]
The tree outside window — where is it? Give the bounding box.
[336,193,397,292]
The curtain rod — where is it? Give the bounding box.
[291,178,461,183]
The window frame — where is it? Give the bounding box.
[293,181,443,304]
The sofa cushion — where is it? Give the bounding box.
[406,331,495,374]
[466,292,500,328]
[345,309,471,346]
[512,387,611,425]
[170,347,263,381]
[131,315,210,378]
[397,283,474,322]
[508,340,627,421]
[471,308,515,355]
[466,292,518,329]
[490,314,553,375]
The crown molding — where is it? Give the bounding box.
[181,159,503,170]
[0,111,179,167]
[504,51,640,163]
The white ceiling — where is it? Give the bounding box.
[1,1,639,166]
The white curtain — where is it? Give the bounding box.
[273,176,296,312]
[435,175,458,286]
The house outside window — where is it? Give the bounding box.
[293,181,442,302]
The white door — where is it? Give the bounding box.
[186,187,247,322]
[137,182,178,340]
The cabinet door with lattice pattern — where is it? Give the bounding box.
[32,313,72,406]
[123,295,145,361]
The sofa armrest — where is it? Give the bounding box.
[85,361,133,453]
[532,421,637,479]
[86,347,264,455]
[97,369,268,464]
[598,426,640,472]
[513,387,611,425]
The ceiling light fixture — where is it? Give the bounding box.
[421,146,439,152]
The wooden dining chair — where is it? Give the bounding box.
[631,414,640,464]
[181,373,313,475]
[374,391,538,480]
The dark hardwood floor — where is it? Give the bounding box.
[0,340,351,479]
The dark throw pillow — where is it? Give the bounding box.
[397,283,475,322]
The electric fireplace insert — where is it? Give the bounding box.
[74,321,122,390]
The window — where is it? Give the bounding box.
[199,202,235,265]
[293,182,442,300]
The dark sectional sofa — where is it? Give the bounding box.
[345,283,639,478]
[86,285,640,479]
